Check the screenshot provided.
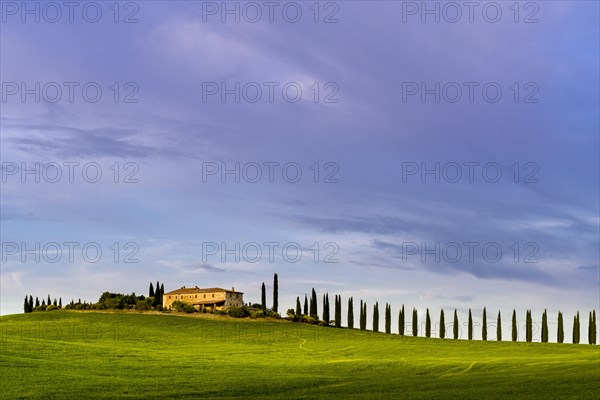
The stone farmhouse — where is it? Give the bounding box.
[163,286,244,310]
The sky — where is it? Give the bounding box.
[1,1,599,342]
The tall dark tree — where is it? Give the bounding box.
[335,295,342,328]
[440,309,446,339]
[58,297,62,308]
[261,282,267,312]
[526,310,533,342]
[159,283,164,306]
[468,309,473,340]
[360,300,366,330]
[296,297,302,316]
[588,311,593,345]
[497,311,502,341]
[557,311,564,343]
[42,299,46,307]
[323,293,330,325]
[592,310,597,345]
[425,309,431,338]
[303,295,308,315]
[35,297,40,308]
[53,298,57,306]
[273,273,278,313]
[482,308,487,341]
[23,296,29,313]
[149,282,154,298]
[399,305,405,336]
[412,308,418,337]
[541,309,548,343]
[573,312,580,344]
[29,295,34,312]
[512,310,518,342]
[310,288,318,319]
[347,297,354,329]
[47,294,51,306]
[453,309,459,340]
[385,304,391,334]
[373,302,379,333]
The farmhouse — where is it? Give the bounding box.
[163,286,244,310]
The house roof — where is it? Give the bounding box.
[164,286,244,295]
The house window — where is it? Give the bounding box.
[204,294,206,298]
[212,294,215,298]
[169,296,172,299]
[195,295,197,298]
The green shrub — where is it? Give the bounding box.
[227,306,251,318]
[251,310,266,319]
[171,301,196,313]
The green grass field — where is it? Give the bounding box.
[1,311,598,399]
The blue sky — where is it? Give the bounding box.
[1,1,598,341]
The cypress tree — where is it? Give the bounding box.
[526,310,532,342]
[557,311,564,343]
[29,296,34,312]
[273,273,278,313]
[593,310,597,345]
[347,297,354,329]
[149,282,154,297]
[541,309,548,343]
[482,308,487,341]
[24,296,29,313]
[440,309,446,339]
[385,304,391,334]
[373,302,379,332]
[453,309,459,340]
[335,295,342,328]
[47,295,51,306]
[497,311,502,341]
[159,284,164,306]
[468,309,473,340]
[323,293,330,325]
[399,305,405,336]
[303,295,308,315]
[58,298,62,308]
[261,282,267,311]
[573,312,580,344]
[425,309,431,338]
[35,297,40,308]
[412,308,418,337]
[53,298,57,306]
[296,297,302,316]
[42,299,46,307]
[358,300,365,331]
[512,310,518,342]
[588,311,593,345]
[310,289,318,319]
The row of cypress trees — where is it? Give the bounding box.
[148,281,165,308]
[23,295,62,312]
[260,273,279,313]
[292,290,598,345]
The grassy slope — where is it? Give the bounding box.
[1,311,598,399]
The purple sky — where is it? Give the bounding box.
[1,1,598,341]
